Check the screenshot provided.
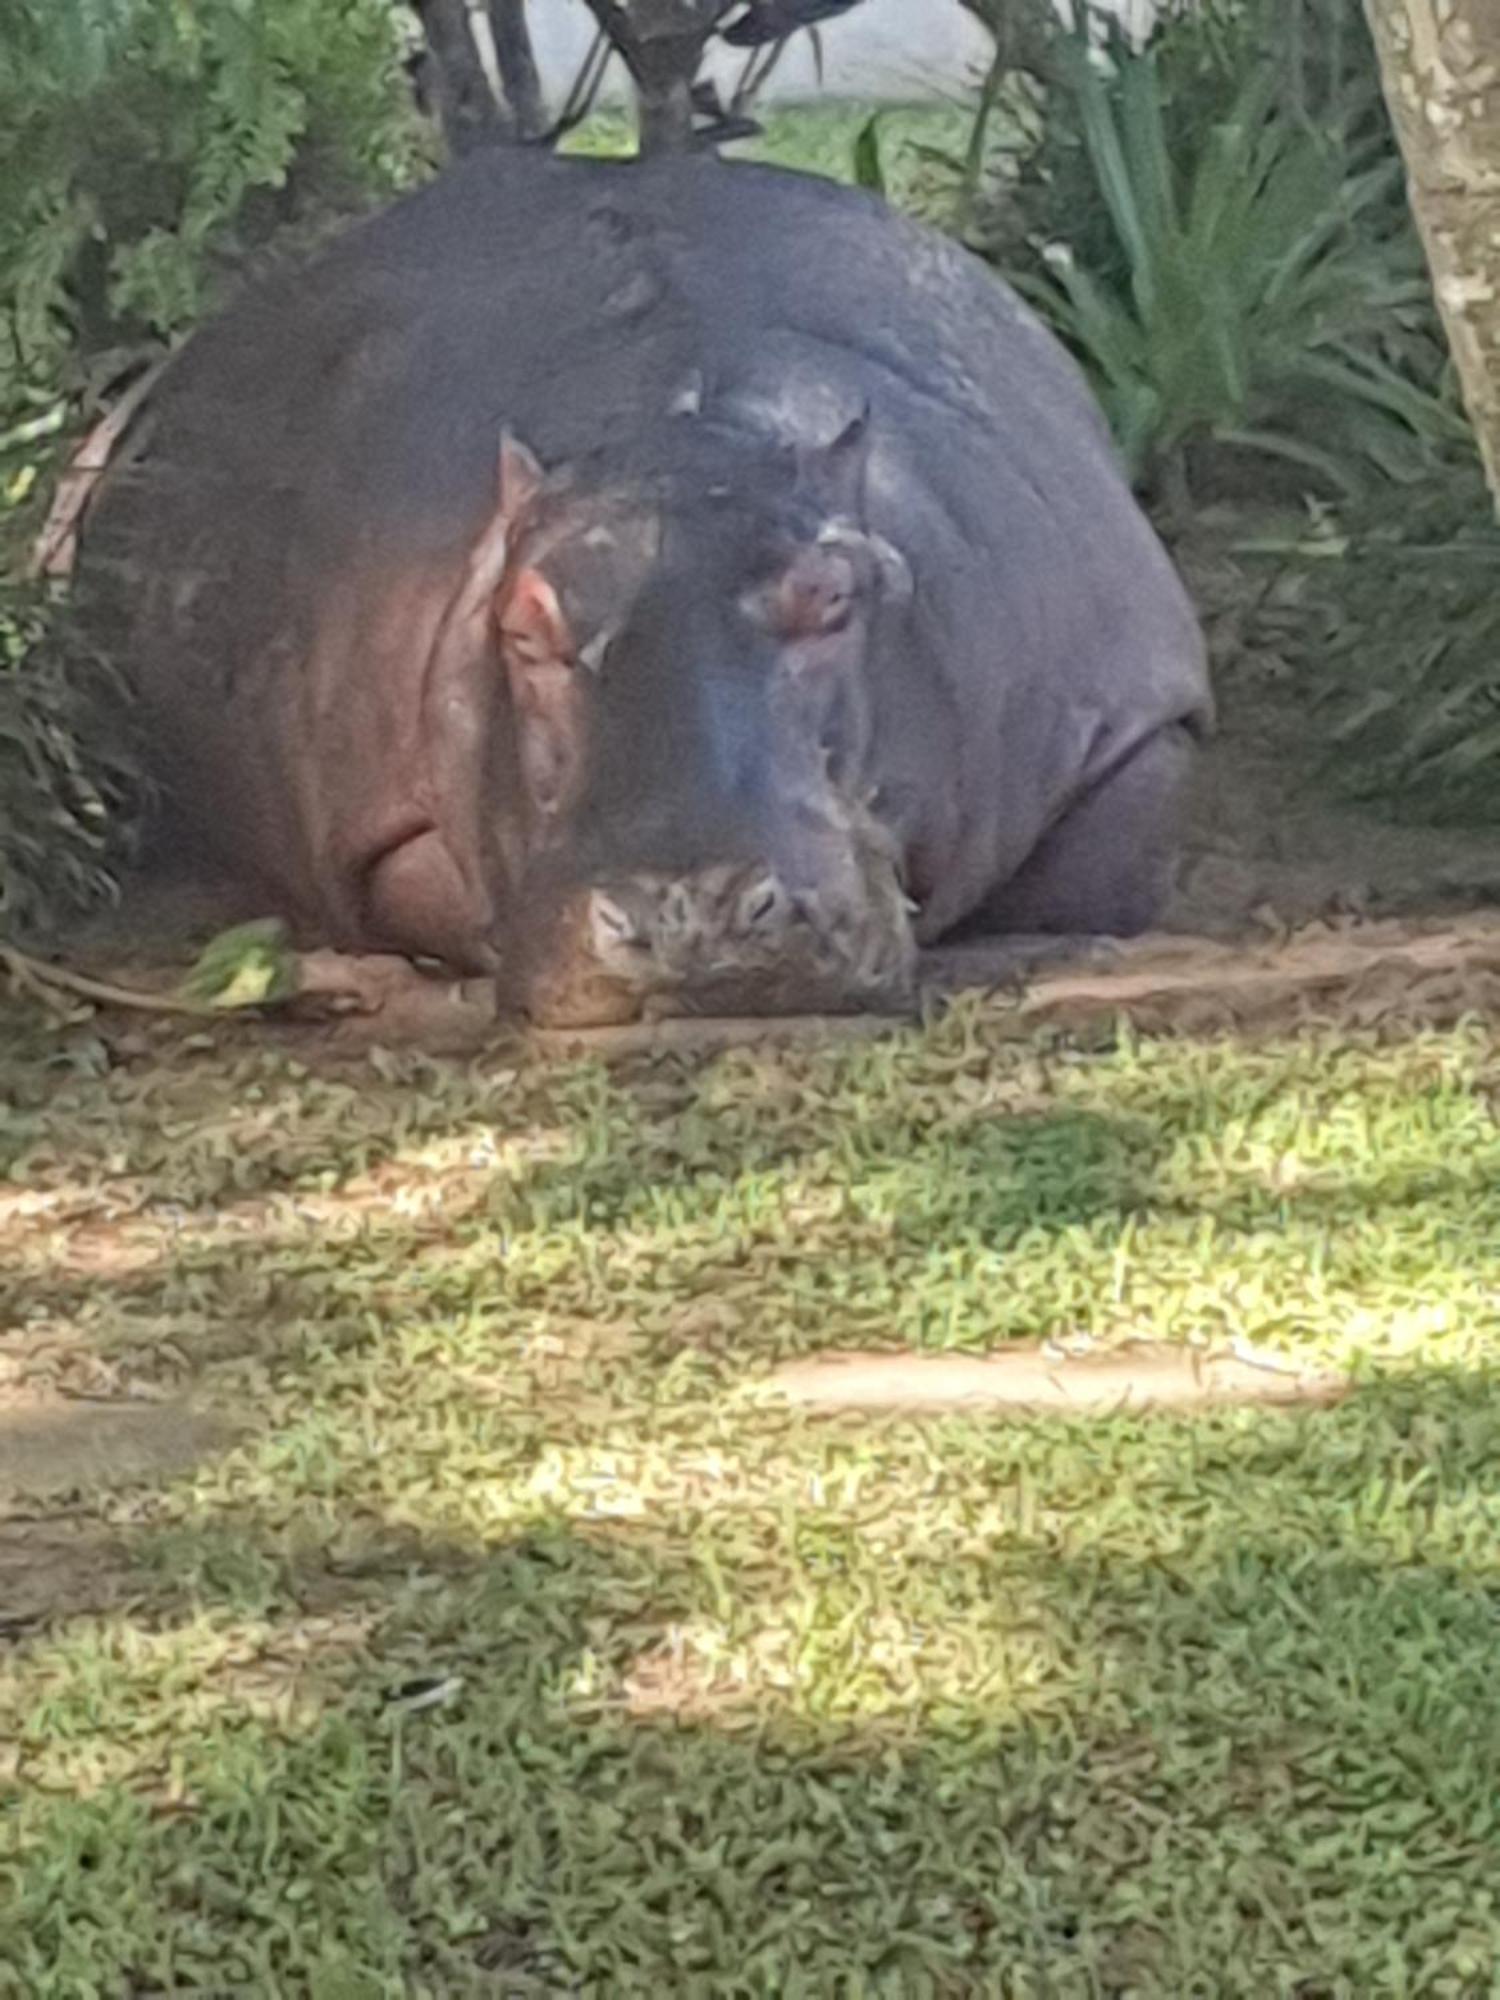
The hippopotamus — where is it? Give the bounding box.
[77,146,1210,1025]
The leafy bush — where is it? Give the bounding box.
[0,586,144,938]
[1259,467,1500,826]
[987,0,1468,510]
[0,0,429,938]
[0,0,426,403]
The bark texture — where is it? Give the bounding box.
[1362,0,1500,504]
[580,0,727,152]
[409,0,547,152]
[410,0,505,153]
[490,0,547,139]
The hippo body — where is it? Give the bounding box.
[79,148,1210,1023]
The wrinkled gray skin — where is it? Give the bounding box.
[79,150,1210,1026]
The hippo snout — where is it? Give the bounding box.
[519,859,917,1027]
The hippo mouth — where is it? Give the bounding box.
[519,928,919,1029]
[525,955,918,1031]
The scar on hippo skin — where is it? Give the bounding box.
[601,269,662,324]
[668,371,705,419]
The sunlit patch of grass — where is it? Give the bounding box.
[3,995,1500,1991]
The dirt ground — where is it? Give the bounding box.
[1168,648,1500,938]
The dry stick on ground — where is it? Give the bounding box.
[0,946,212,1017]
[1,943,473,1024]
[1002,918,1500,1028]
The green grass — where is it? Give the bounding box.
[4,996,1500,1993]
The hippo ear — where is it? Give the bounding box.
[499,567,571,661]
[800,408,914,606]
[797,408,873,523]
[497,430,545,531]
[747,545,860,643]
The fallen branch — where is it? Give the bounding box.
[0,945,210,1016]
[0,939,479,1026]
[9,912,1500,1043]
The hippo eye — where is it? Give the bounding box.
[815,589,853,635]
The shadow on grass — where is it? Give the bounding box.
[0,1081,1163,1419]
[3,1073,1495,1431]
[5,1008,1500,1986]
[6,1367,1500,1993]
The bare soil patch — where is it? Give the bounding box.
[766,1340,1350,1417]
[0,1392,237,1505]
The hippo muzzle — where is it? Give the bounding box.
[518,844,917,1028]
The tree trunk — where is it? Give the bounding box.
[630,62,699,153]
[489,0,547,140]
[409,0,549,151]
[411,0,512,152]
[1362,0,1500,507]
[580,0,723,154]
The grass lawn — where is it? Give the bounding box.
[3,993,1500,1993]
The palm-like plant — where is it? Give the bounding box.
[1007,11,1468,513]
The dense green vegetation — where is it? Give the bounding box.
[965,0,1500,822]
[0,0,423,396]
[990,9,1465,506]
[0,587,141,935]
[5,997,1500,1991]
[0,0,426,935]
[1277,471,1500,827]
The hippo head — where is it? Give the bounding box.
[437,409,918,1027]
